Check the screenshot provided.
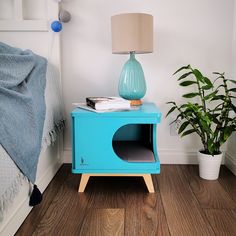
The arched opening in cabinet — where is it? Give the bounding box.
[112,124,155,162]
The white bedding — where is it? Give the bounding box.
[0,63,64,222]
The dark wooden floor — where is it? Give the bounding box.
[16,165,236,236]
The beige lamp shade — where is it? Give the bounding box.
[111,13,153,54]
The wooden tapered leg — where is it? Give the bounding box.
[78,173,155,193]
[78,174,90,192]
[143,174,155,193]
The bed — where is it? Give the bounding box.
[0,1,63,235]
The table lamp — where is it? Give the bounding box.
[111,13,153,106]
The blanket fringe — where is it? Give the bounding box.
[41,119,65,151]
[0,172,26,222]
[0,119,65,222]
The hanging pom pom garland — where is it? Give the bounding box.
[51,20,62,32]
[49,6,71,58]
[50,8,71,32]
[59,10,71,23]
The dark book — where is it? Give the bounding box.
[86,96,130,110]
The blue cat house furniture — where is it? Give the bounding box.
[71,103,161,192]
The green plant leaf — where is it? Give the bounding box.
[231,104,236,113]
[169,114,183,125]
[177,72,193,81]
[215,84,225,90]
[193,69,204,83]
[227,118,235,122]
[204,91,218,100]
[228,88,236,93]
[179,104,190,109]
[199,120,212,133]
[207,139,214,154]
[203,77,213,86]
[228,79,236,84]
[178,121,189,134]
[179,81,197,86]
[173,65,190,75]
[202,114,211,124]
[220,139,225,146]
[213,72,224,76]
[182,93,200,98]
[211,95,224,101]
[170,66,235,149]
[223,126,233,141]
[166,106,176,117]
[202,84,213,90]
[211,114,221,125]
[166,101,176,105]
[213,108,223,113]
[213,73,224,84]
[181,129,195,137]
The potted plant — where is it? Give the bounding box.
[166,65,236,180]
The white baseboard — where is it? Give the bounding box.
[63,149,72,163]
[63,149,200,164]
[64,149,236,167]
[225,152,236,176]
[158,149,198,164]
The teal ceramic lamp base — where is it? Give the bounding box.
[118,52,146,106]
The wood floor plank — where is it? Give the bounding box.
[125,189,142,236]
[84,176,127,208]
[218,165,236,203]
[15,164,71,236]
[47,177,113,235]
[32,175,126,235]
[180,165,236,209]
[55,189,97,235]
[35,176,137,235]
[31,171,84,236]
[125,175,170,236]
[140,192,170,236]
[157,165,215,236]
[17,164,236,235]
[204,209,236,236]
[79,209,124,236]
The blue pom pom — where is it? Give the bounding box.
[51,21,62,32]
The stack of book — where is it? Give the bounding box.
[73,96,134,113]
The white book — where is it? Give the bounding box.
[86,96,131,110]
[72,103,138,113]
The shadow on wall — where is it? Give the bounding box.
[227,133,236,154]
[226,133,236,175]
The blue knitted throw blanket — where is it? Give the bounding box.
[0,42,47,183]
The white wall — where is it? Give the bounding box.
[226,0,236,174]
[61,0,235,163]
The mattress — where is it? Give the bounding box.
[0,63,64,222]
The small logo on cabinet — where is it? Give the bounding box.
[80,157,88,166]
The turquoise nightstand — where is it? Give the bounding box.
[71,102,162,192]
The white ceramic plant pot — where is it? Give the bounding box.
[198,151,223,180]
